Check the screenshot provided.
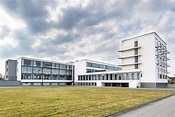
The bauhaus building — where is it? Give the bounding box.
[4,32,169,88]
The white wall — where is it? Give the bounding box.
[120,33,159,83]
[138,33,156,82]
[122,65,134,70]
[17,58,21,81]
[73,60,87,82]
[122,50,134,57]
[121,39,139,71]
[129,80,140,88]
[122,57,134,64]
[122,39,135,49]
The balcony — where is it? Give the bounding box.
[118,54,141,59]
[118,46,141,52]
[118,62,142,66]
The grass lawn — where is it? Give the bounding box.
[0,86,174,117]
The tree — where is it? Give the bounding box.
[0,73,4,80]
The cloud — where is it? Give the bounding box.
[57,6,88,30]
[0,0,175,75]
[0,24,10,39]
[0,0,56,34]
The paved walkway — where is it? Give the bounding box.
[116,95,175,117]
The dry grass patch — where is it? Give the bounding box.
[0,86,174,117]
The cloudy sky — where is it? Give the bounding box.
[0,0,175,76]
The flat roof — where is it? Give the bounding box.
[75,59,120,67]
[17,57,71,65]
[6,59,16,61]
[121,32,166,45]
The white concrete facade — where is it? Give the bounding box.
[74,32,169,88]
[118,32,168,87]
[76,69,141,88]
[73,59,142,88]
[73,59,121,83]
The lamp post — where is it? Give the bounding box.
[42,66,47,86]
[37,69,43,86]
[42,68,44,86]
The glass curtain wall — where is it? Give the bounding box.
[21,59,73,80]
[86,62,121,71]
[78,72,140,81]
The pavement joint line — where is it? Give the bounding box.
[106,94,175,117]
[168,111,175,117]
[136,97,170,117]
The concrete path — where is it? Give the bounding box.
[116,95,175,117]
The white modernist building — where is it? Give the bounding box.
[16,57,73,86]
[118,32,169,87]
[5,59,17,81]
[73,32,169,88]
[74,59,141,88]
[74,59,123,86]
[4,32,169,88]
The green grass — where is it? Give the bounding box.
[0,86,174,117]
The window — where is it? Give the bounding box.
[98,75,101,80]
[119,74,121,80]
[135,64,138,69]
[134,41,138,47]
[92,75,95,80]
[52,69,58,74]
[115,74,117,80]
[135,56,138,63]
[86,62,120,71]
[52,63,56,68]
[159,74,162,79]
[134,49,138,55]
[43,62,52,68]
[83,76,86,80]
[102,75,104,80]
[85,76,91,80]
[133,73,138,80]
[128,73,132,80]
[95,75,97,80]
[60,64,67,69]
[35,61,41,67]
[22,74,32,79]
[131,73,134,80]
[110,74,112,80]
[23,59,31,66]
[22,66,32,73]
[43,68,52,74]
[56,63,60,69]
[123,73,126,80]
[106,74,108,80]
